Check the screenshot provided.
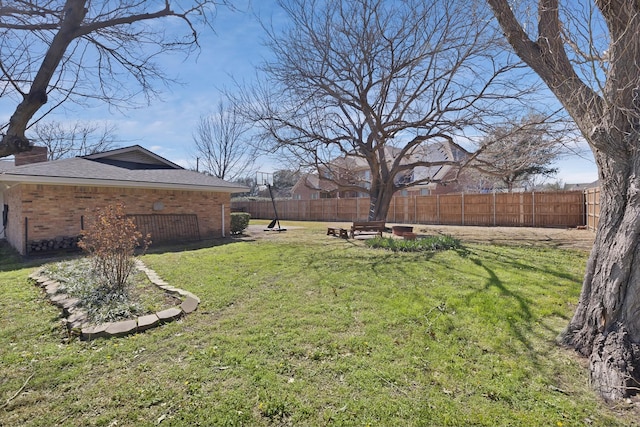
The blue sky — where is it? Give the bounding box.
[1,1,598,184]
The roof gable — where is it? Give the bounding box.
[82,145,182,169]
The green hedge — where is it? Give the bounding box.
[230,212,250,235]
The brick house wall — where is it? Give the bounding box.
[292,182,320,200]
[4,185,23,251]
[4,183,230,255]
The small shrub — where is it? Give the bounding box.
[231,212,251,235]
[79,203,151,293]
[365,234,461,252]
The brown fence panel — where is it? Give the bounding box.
[463,193,494,226]
[293,200,306,221]
[414,195,439,223]
[389,196,418,223]
[585,188,600,231]
[307,200,322,221]
[436,194,462,225]
[357,198,369,221]
[534,191,585,228]
[337,198,358,221]
[494,193,531,226]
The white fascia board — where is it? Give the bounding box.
[0,174,249,194]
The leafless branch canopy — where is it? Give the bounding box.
[192,100,257,181]
[240,0,541,218]
[28,119,120,159]
[470,113,567,191]
[0,0,228,158]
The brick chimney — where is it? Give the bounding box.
[14,146,48,166]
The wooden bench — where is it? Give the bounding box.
[327,227,349,239]
[350,221,386,238]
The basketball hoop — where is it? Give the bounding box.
[256,171,286,232]
[256,171,273,187]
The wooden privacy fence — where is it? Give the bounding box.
[232,190,587,228]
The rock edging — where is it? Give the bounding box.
[29,259,200,340]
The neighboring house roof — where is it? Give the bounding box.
[294,141,461,194]
[408,142,458,188]
[292,173,339,194]
[563,180,600,191]
[0,159,13,172]
[327,154,369,171]
[0,145,248,193]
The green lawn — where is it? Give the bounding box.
[0,221,637,426]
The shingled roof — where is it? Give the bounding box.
[0,145,248,193]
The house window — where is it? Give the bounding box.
[311,193,319,199]
[421,188,430,196]
[400,190,409,196]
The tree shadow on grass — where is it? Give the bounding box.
[471,245,583,283]
[143,236,251,256]
[0,240,54,272]
[462,250,580,367]
[467,256,536,354]
[0,235,251,272]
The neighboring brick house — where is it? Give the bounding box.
[291,141,466,200]
[0,145,248,255]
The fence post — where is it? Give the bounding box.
[493,192,496,226]
[437,194,440,224]
[532,192,535,227]
[461,193,465,226]
[221,204,225,237]
[24,217,28,255]
[393,196,396,221]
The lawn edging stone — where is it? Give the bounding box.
[29,259,199,340]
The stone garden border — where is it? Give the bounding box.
[28,259,200,340]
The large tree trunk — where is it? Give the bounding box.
[486,0,640,400]
[367,180,395,221]
[560,150,640,400]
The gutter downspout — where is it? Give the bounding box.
[221,204,225,237]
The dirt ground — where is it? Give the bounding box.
[247,223,595,251]
[412,224,595,251]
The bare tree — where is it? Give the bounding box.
[241,0,536,221]
[192,100,257,181]
[488,0,640,400]
[272,169,301,198]
[29,120,119,160]
[472,115,563,191]
[0,0,228,158]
